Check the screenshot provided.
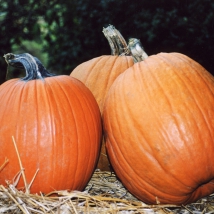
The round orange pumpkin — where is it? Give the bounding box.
[103,40,214,205]
[71,25,134,171]
[0,53,102,194]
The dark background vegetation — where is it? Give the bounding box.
[0,0,214,84]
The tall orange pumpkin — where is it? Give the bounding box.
[0,53,102,194]
[71,25,134,171]
[103,39,214,205]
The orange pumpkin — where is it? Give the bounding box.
[103,39,214,205]
[71,25,134,171]
[0,53,102,194]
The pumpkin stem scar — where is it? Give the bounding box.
[103,25,131,56]
[128,38,149,63]
[3,53,56,81]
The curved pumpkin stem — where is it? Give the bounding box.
[103,25,131,56]
[128,38,149,63]
[3,53,55,81]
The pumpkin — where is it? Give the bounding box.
[71,25,134,171]
[0,53,102,194]
[103,38,214,205]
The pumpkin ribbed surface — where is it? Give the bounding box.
[71,55,134,113]
[71,55,134,171]
[0,76,102,193]
[71,25,135,171]
[103,52,214,205]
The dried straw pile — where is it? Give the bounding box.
[1,168,214,214]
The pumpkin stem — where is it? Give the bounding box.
[3,53,55,81]
[128,38,149,63]
[103,25,131,56]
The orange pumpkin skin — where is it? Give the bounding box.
[71,55,134,171]
[103,52,214,205]
[0,74,102,193]
[71,55,134,113]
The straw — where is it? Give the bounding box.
[0,157,9,172]
[1,137,214,213]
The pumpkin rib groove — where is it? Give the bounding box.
[63,79,95,190]
[34,81,41,189]
[171,53,214,95]
[129,63,173,151]
[99,56,134,113]
[84,56,106,83]
[48,79,77,188]
[72,56,107,92]
[68,82,96,189]
[159,52,214,99]
[106,140,166,202]
[44,77,81,189]
[33,80,55,189]
[7,82,27,179]
[156,54,213,143]
[5,81,51,190]
[156,54,214,171]
[73,85,91,189]
[42,79,59,188]
[104,56,118,93]
[107,73,191,194]
[140,60,185,147]
[179,60,214,166]
[75,81,101,185]
[180,60,214,167]
[107,134,193,203]
[170,54,214,135]
[105,85,194,200]
[45,78,68,188]
[44,76,99,190]
[51,77,81,189]
[93,56,115,110]
[105,115,161,198]
[146,56,198,141]
[118,69,169,174]
[106,84,193,203]
[174,58,214,179]
[140,60,197,183]
[146,55,214,182]
[159,53,214,100]
[129,67,197,192]
[37,81,55,189]
[64,81,82,189]
[13,82,25,139]
[59,77,101,189]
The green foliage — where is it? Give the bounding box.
[1,0,214,83]
[0,0,49,83]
